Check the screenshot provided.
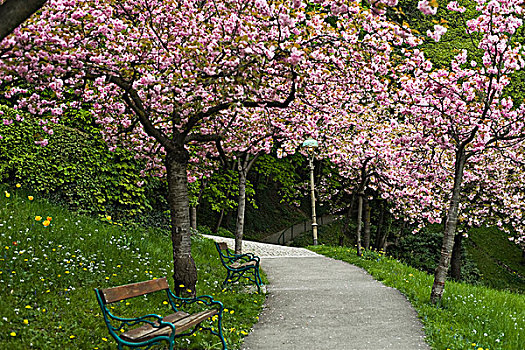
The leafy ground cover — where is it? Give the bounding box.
[0,184,265,349]
[310,245,524,350]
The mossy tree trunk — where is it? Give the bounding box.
[234,153,259,254]
[165,149,197,297]
[374,200,386,250]
[363,197,371,250]
[450,232,463,280]
[356,192,363,256]
[430,149,467,304]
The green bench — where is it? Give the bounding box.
[215,242,263,293]
[94,277,227,349]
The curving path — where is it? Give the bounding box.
[204,235,430,350]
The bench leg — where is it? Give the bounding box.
[217,311,227,350]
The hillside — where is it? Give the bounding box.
[0,185,264,349]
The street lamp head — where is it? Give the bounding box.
[301,138,318,149]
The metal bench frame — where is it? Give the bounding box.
[215,242,262,293]
[94,277,227,349]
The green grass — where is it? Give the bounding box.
[310,245,525,350]
[466,226,525,293]
[0,185,265,349]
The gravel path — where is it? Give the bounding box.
[204,235,429,350]
[203,235,320,258]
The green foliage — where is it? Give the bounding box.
[0,185,265,349]
[389,226,443,273]
[311,245,525,350]
[201,169,255,213]
[0,106,163,220]
[253,154,304,204]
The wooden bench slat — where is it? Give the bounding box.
[136,309,218,341]
[231,260,257,269]
[121,311,190,341]
[101,278,169,304]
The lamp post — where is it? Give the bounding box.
[302,138,319,246]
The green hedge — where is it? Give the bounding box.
[0,106,165,220]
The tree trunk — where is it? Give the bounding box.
[356,193,363,256]
[344,194,356,243]
[381,215,393,253]
[363,197,371,250]
[375,200,385,250]
[450,233,463,280]
[234,167,247,254]
[214,209,224,233]
[190,206,197,230]
[0,0,48,42]
[165,150,197,297]
[430,150,466,304]
[234,153,259,254]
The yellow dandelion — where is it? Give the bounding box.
[10,332,16,337]
[25,305,32,309]
[102,337,108,342]
[105,215,111,221]
[163,301,168,305]
[28,196,34,200]
[5,191,10,198]
[43,220,51,227]
[230,310,235,314]
[178,284,185,288]
[69,335,75,339]
[35,216,42,221]
[23,319,29,325]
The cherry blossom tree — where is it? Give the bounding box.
[1,0,392,294]
[394,0,525,303]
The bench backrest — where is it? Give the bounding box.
[99,277,170,304]
[216,242,229,252]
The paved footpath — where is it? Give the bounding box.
[203,235,430,350]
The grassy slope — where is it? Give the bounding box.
[466,226,525,293]
[310,245,525,350]
[0,185,265,349]
[291,219,525,293]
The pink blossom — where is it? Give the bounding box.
[427,25,447,42]
[418,0,438,15]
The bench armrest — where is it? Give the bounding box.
[167,290,225,312]
[232,253,260,262]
